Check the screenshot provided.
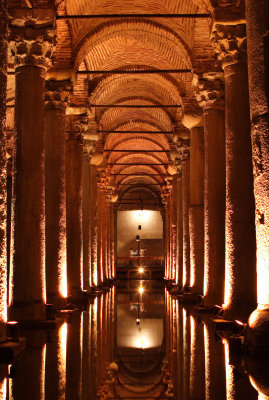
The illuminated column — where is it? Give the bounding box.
[45,79,71,305]
[82,129,98,291]
[165,199,171,279]
[170,176,178,281]
[194,73,225,307]
[204,324,226,400]
[0,0,8,336]
[190,316,205,400]
[245,0,269,343]
[89,165,98,286]
[66,111,89,298]
[96,183,103,284]
[176,174,183,288]
[9,24,55,320]
[212,22,256,320]
[189,127,204,294]
[182,155,191,289]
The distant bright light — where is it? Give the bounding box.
[138,286,144,294]
[138,267,144,274]
[135,334,151,349]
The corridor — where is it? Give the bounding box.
[0,0,269,398]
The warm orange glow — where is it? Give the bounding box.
[0,378,6,400]
[224,339,235,400]
[59,260,68,298]
[204,264,209,298]
[42,252,46,305]
[224,257,234,310]
[138,286,144,294]
[58,322,67,400]
[138,267,144,274]
[257,255,269,306]
[41,344,46,400]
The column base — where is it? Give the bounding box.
[9,301,46,321]
[247,308,269,349]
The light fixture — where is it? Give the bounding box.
[136,235,140,242]
[136,318,140,325]
[6,321,19,342]
[138,286,144,294]
[138,267,144,274]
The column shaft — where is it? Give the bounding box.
[203,107,225,307]
[82,154,91,291]
[176,176,183,288]
[66,134,83,297]
[45,104,67,304]
[0,0,7,335]
[89,165,98,286]
[245,0,269,340]
[189,127,204,294]
[224,60,256,320]
[11,65,46,319]
[182,159,190,289]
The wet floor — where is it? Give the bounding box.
[0,283,268,400]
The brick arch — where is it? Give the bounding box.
[74,20,192,72]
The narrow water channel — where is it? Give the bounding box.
[0,283,268,400]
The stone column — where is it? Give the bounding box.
[189,127,204,295]
[212,22,256,321]
[65,111,89,298]
[9,25,55,320]
[0,0,8,336]
[176,174,183,288]
[170,176,178,282]
[194,73,226,308]
[190,316,205,400]
[165,200,171,279]
[89,165,98,287]
[82,133,98,291]
[45,79,71,305]
[182,156,191,290]
[245,0,269,343]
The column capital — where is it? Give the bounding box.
[9,26,56,70]
[211,23,247,68]
[45,79,72,109]
[193,72,225,110]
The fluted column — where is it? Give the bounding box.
[245,0,269,343]
[0,0,8,336]
[194,73,225,307]
[212,22,256,320]
[189,127,204,294]
[45,79,71,305]
[66,111,89,298]
[9,24,55,320]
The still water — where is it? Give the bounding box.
[0,284,268,399]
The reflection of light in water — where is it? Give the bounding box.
[248,376,267,400]
[204,324,210,400]
[58,322,67,400]
[224,339,235,400]
[0,378,6,400]
[41,344,46,400]
[134,327,151,349]
[190,316,195,392]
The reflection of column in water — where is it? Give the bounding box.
[82,310,90,400]
[204,324,226,400]
[66,312,82,400]
[89,299,98,400]
[45,323,67,400]
[176,303,184,400]
[224,340,258,400]
[190,316,205,400]
[11,331,46,400]
[183,309,190,400]
[171,299,177,399]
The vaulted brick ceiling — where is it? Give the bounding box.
[8,0,216,206]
